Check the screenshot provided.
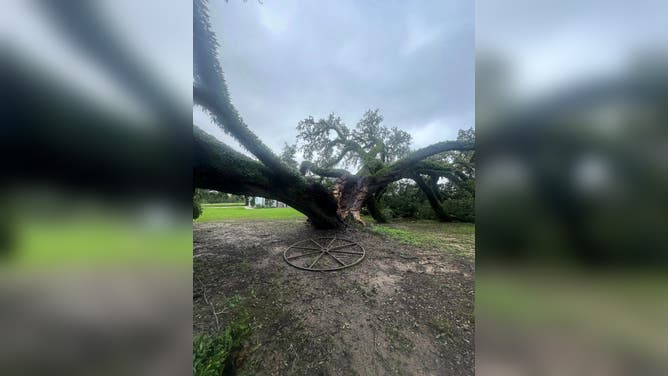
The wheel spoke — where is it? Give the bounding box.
[329,249,364,256]
[328,243,356,251]
[286,250,321,260]
[326,251,347,266]
[308,251,326,268]
[291,246,319,251]
[324,237,336,249]
[285,237,365,271]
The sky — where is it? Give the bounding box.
[195,0,474,155]
[476,0,668,99]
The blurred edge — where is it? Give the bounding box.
[476,1,668,375]
[1,1,192,375]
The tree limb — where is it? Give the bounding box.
[411,172,451,222]
[367,140,473,189]
[194,85,297,178]
[299,161,349,178]
[193,125,275,196]
[194,126,344,228]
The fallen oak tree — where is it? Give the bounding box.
[193,0,473,229]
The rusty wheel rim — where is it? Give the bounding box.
[283,237,365,271]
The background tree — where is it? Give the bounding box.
[279,143,298,170]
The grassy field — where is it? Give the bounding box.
[196,206,306,222]
[370,221,475,259]
[201,202,245,207]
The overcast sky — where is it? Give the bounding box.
[476,0,668,98]
[195,0,474,155]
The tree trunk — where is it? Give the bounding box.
[366,189,389,223]
[411,173,451,222]
[366,195,387,223]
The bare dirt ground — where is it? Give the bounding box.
[193,220,474,375]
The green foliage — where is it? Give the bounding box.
[442,199,474,222]
[194,191,203,220]
[354,109,412,164]
[295,109,411,170]
[193,320,250,376]
[381,181,423,219]
[381,208,394,221]
[193,333,232,376]
[378,178,475,222]
[295,108,474,222]
[279,142,298,169]
[193,293,251,376]
[296,113,350,167]
[196,189,244,204]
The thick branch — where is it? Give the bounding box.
[368,140,474,188]
[324,141,365,168]
[299,161,349,178]
[413,161,455,176]
[427,175,443,202]
[390,140,473,173]
[366,190,389,223]
[193,126,274,196]
[327,122,346,140]
[411,173,451,222]
[193,0,296,177]
[194,85,295,177]
[194,126,343,229]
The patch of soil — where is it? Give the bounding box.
[194,220,474,375]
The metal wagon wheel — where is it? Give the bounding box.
[283,237,365,271]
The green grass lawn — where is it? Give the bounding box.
[196,206,306,222]
[201,202,245,207]
[369,220,475,259]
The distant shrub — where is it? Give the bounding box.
[381,208,394,220]
[193,192,202,220]
[442,198,475,222]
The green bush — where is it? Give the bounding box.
[193,192,202,220]
[442,198,475,222]
[193,320,250,376]
[379,180,475,222]
[416,203,437,220]
[381,208,395,220]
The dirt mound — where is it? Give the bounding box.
[194,220,474,375]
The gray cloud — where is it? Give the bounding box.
[197,0,473,153]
